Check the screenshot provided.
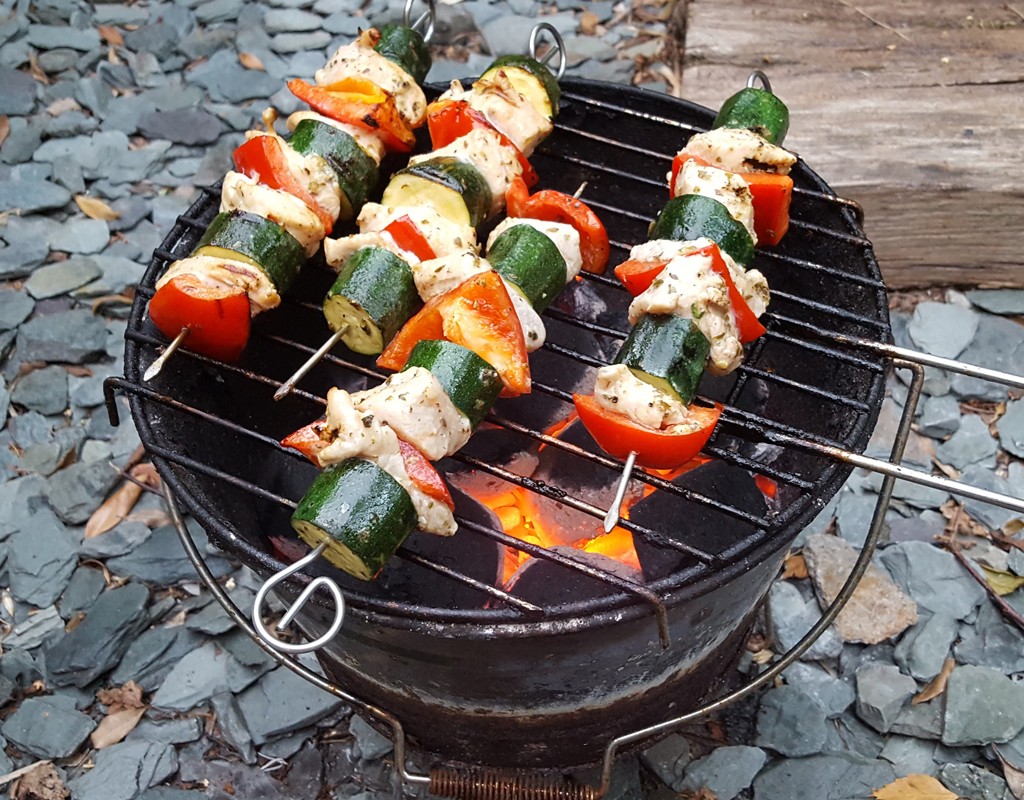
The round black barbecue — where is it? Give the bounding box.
[118,80,891,769]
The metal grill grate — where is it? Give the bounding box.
[114,80,893,631]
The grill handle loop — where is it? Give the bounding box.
[529,22,567,81]
[404,0,436,44]
[746,69,773,93]
[251,542,347,655]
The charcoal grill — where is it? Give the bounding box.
[106,79,1024,795]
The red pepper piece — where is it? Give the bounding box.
[378,271,531,397]
[232,135,335,233]
[398,439,454,510]
[281,418,330,463]
[148,274,251,363]
[573,393,723,470]
[427,99,539,188]
[287,77,416,153]
[613,258,669,296]
[504,176,610,274]
[383,215,436,261]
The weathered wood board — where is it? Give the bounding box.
[679,0,1024,288]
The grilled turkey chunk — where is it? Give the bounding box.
[681,127,797,175]
[156,255,280,316]
[594,363,687,429]
[673,160,757,244]
[221,171,325,256]
[628,251,743,376]
[244,132,342,224]
[356,203,478,259]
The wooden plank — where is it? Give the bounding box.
[679,0,1024,288]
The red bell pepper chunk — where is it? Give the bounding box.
[147,274,251,363]
[398,439,455,510]
[504,176,610,275]
[383,215,436,262]
[573,393,723,470]
[613,258,669,296]
[427,99,539,188]
[232,135,335,233]
[614,243,766,343]
[281,418,330,463]
[670,152,793,246]
[287,77,416,153]
[378,271,531,397]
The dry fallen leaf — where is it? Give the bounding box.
[238,51,266,71]
[97,24,124,46]
[0,116,9,148]
[981,565,1024,596]
[994,746,1024,800]
[9,761,69,800]
[781,552,808,580]
[579,11,601,35]
[126,508,172,528]
[74,194,121,221]
[872,774,957,800]
[97,681,145,711]
[90,706,146,749]
[912,658,955,705]
[85,480,144,539]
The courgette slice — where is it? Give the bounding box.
[713,87,790,146]
[613,313,710,406]
[323,246,422,354]
[386,158,492,229]
[649,194,756,267]
[291,458,418,581]
[193,211,304,293]
[482,54,561,118]
[403,339,502,429]
[288,119,379,223]
[487,222,567,312]
[374,23,431,85]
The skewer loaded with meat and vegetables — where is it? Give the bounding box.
[277,36,618,581]
[574,75,797,471]
[145,19,433,366]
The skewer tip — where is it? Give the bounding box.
[144,327,189,382]
[602,450,637,533]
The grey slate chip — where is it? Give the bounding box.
[935,413,998,470]
[46,458,121,524]
[997,397,1024,459]
[17,308,108,364]
[878,735,939,778]
[7,510,78,605]
[679,746,766,800]
[57,564,106,620]
[237,666,345,745]
[349,713,392,761]
[150,641,250,710]
[270,30,331,53]
[3,604,64,651]
[211,692,256,764]
[639,733,690,791]
[767,579,842,661]
[47,218,110,254]
[26,23,100,51]
[129,716,203,746]
[951,314,1024,401]
[68,741,178,800]
[889,697,944,740]
[0,289,34,331]
[108,524,233,583]
[943,664,1024,746]
[967,288,1024,316]
[752,753,897,800]
[111,626,205,691]
[0,66,38,115]
[0,179,71,213]
[264,8,323,31]
[782,662,855,718]
[879,541,986,620]
[79,519,152,558]
[186,49,280,103]
[0,694,96,759]
[955,601,1024,674]
[893,611,957,680]
[46,582,150,687]
[2,115,45,163]
[938,763,1014,800]
[755,685,829,757]
[854,664,917,733]
[916,394,962,439]
[10,365,68,415]
[138,108,225,146]
[907,301,979,360]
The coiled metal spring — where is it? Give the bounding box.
[429,769,598,800]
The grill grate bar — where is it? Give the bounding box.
[756,250,886,289]
[768,290,889,331]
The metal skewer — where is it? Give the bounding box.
[274,325,349,401]
[602,450,636,533]
[144,327,189,382]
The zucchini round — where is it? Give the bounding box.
[713,87,790,145]
[613,313,710,406]
[396,158,492,229]
[374,23,431,85]
[403,339,502,429]
[649,194,756,267]
[487,223,567,312]
[193,210,304,293]
[288,119,379,223]
[323,246,422,354]
[291,458,418,581]
[483,54,561,117]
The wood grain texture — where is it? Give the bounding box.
[679,0,1024,287]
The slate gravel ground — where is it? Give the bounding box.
[0,1,1023,798]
